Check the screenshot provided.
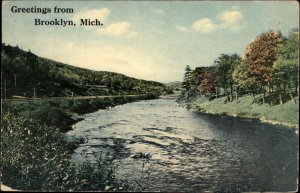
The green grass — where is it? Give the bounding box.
[190,95,299,127]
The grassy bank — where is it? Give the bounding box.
[1,94,157,191]
[3,94,157,132]
[188,95,299,129]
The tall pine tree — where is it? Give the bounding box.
[182,65,192,91]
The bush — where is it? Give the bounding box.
[1,113,124,191]
[4,101,77,132]
[2,113,72,190]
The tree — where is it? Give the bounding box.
[273,30,299,104]
[194,67,207,96]
[181,65,192,91]
[214,54,241,101]
[200,71,216,97]
[232,61,257,102]
[243,31,283,104]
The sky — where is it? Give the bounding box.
[2,0,299,83]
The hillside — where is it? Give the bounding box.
[1,44,166,98]
[165,81,181,90]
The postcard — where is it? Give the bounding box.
[1,0,299,192]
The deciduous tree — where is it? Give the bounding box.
[200,71,216,97]
[243,31,283,104]
[273,30,299,103]
[215,53,241,101]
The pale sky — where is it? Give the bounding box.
[2,0,299,83]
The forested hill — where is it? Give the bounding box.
[1,43,166,98]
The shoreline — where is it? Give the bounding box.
[192,107,299,131]
[180,95,299,134]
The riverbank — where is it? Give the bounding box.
[1,94,158,191]
[3,94,158,133]
[187,95,299,130]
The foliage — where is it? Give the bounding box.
[243,31,283,90]
[232,60,256,92]
[3,101,77,133]
[1,113,125,191]
[273,31,299,98]
[214,54,241,100]
[2,113,71,190]
[180,29,298,106]
[181,65,192,91]
[200,71,216,96]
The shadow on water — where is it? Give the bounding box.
[189,111,298,192]
[67,99,298,192]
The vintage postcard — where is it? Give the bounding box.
[1,0,299,192]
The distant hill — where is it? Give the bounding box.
[1,44,166,98]
[165,81,181,90]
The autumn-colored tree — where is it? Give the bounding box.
[243,31,283,103]
[200,71,216,97]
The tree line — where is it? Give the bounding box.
[1,43,166,98]
[181,29,299,105]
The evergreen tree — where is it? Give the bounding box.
[182,65,192,91]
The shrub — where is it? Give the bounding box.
[2,113,72,190]
[1,113,124,191]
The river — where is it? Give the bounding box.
[66,98,298,192]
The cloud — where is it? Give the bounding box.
[218,11,242,24]
[97,22,138,37]
[193,18,217,33]
[188,10,243,33]
[72,8,138,37]
[105,22,132,35]
[152,8,164,15]
[72,8,110,22]
[176,26,189,32]
[220,10,243,31]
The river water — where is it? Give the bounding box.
[66,98,298,192]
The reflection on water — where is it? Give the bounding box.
[67,99,298,192]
